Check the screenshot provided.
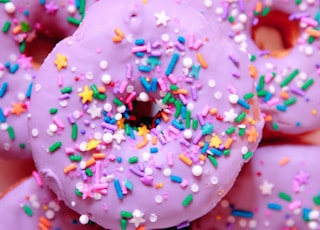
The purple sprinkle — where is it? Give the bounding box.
[232,71,240,78]
[177,221,190,229]
[140,175,153,186]
[222,2,229,20]
[258,50,270,57]
[81,170,88,181]
[129,166,145,177]
[191,85,197,101]
[67,114,75,124]
[179,94,188,105]
[101,122,117,131]
[150,50,162,56]
[185,77,194,84]
[192,131,203,145]
[126,64,132,79]
[59,93,70,100]
[197,113,205,126]
[291,86,305,96]
[175,42,185,51]
[180,138,190,147]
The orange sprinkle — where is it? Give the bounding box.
[38,222,49,230]
[93,153,106,159]
[113,28,125,43]
[179,153,193,166]
[136,138,148,149]
[85,158,96,168]
[12,25,21,35]
[152,136,157,145]
[172,89,188,95]
[198,141,204,147]
[209,108,218,115]
[249,65,258,79]
[306,28,320,37]
[255,2,262,13]
[312,109,317,115]
[264,115,272,122]
[98,86,106,93]
[64,164,76,174]
[280,91,289,100]
[196,53,208,69]
[160,111,169,122]
[155,182,163,189]
[224,138,233,149]
[279,157,289,166]
[136,225,146,230]
[39,216,51,228]
[199,154,206,161]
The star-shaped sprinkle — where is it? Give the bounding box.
[45,1,58,14]
[113,130,126,144]
[247,126,259,142]
[209,135,222,148]
[18,54,32,69]
[11,102,26,115]
[87,103,102,119]
[224,109,238,123]
[117,118,125,130]
[138,125,150,136]
[147,56,161,69]
[54,53,67,70]
[295,170,310,185]
[86,139,101,151]
[78,86,94,104]
[129,209,146,227]
[154,10,170,26]
[259,180,274,195]
[190,65,201,78]
[79,184,94,200]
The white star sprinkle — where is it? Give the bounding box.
[129,209,146,227]
[113,129,126,144]
[87,103,102,119]
[154,10,170,26]
[223,109,238,122]
[259,180,274,195]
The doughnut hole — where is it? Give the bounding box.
[128,100,162,128]
[25,33,60,69]
[251,10,300,58]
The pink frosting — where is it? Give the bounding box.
[0,172,103,229]
[0,0,97,159]
[193,0,320,135]
[29,0,264,229]
[192,144,320,230]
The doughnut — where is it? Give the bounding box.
[191,144,320,230]
[0,172,103,229]
[0,0,97,159]
[193,0,320,135]
[28,0,264,229]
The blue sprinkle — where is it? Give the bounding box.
[135,52,144,57]
[172,120,185,131]
[125,179,133,191]
[263,93,272,102]
[231,209,254,218]
[181,106,186,119]
[39,0,46,5]
[276,104,287,112]
[135,39,145,45]
[140,77,151,92]
[166,53,179,76]
[237,99,251,109]
[200,142,209,154]
[114,180,123,200]
[295,121,301,127]
[129,126,135,140]
[75,0,80,8]
[151,78,158,92]
[116,157,122,163]
[10,63,19,73]
[4,62,10,68]
[178,36,185,44]
[26,82,33,98]
[209,148,223,156]
[0,108,6,122]
[23,10,29,17]
[138,65,151,73]
[109,118,117,124]
[170,175,183,183]
[267,203,282,211]
[0,82,8,98]
[123,112,130,119]
[150,147,158,153]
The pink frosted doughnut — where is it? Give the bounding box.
[0,172,103,229]
[0,0,97,159]
[192,144,320,230]
[29,0,264,229]
[194,0,320,135]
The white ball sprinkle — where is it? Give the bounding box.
[192,165,203,177]
[5,2,16,14]
[183,129,193,139]
[103,133,113,144]
[101,74,112,84]
[79,214,90,225]
[100,60,108,70]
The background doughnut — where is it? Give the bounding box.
[29,0,264,229]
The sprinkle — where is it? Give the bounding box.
[207,155,218,168]
[231,209,254,218]
[7,126,15,140]
[170,175,183,183]
[280,69,299,87]
[48,141,62,153]
[196,53,208,69]
[279,192,292,202]
[93,153,105,159]
[128,156,138,164]
[0,108,5,122]
[70,155,82,162]
[121,211,133,219]
[114,179,123,199]
[267,203,282,211]
[237,99,251,109]
[2,21,11,33]
[71,124,78,140]
[0,82,8,98]
[23,205,33,216]
[113,27,124,43]
[301,78,314,91]
[63,164,76,174]
[67,16,81,25]
[279,157,289,166]
[165,53,179,76]
[182,194,193,207]
[242,151,253,160]
[179,154,193,166]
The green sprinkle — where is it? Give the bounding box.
[128,156,138,164]
[226,126,235,135]
[7,126,15,140]
[20,40,26,53]
[20,22,31,32]
[91,84,99,98]
[238,126,246,137]
[86,168,93,177]
[67,16,81,26]
[19,143,26,149]
[170,84,179,91]
[121,211,133,219]
[48,141,62,153]
[0,0,10,2]
[2,21,10,33]
[250,55,256,62]
[258,75,265,90]
[79,0,86,15]
[72,124,78,140]
[162,93,171,104]
[174,101,181,118]
[70,155,82,162]
[168,97,175,104]
[23,205,33,217]
[280,69,299,87]
[192,119,198,130]
[301,78,314,91]
[313,196,320,205]
[272,122,279,131]
[113,98,123,106]
[284,97,297,106]
[121,218,127,230]
[279,192,292,202]
[61,86,72,94]
[124,123,130,136]
[49,108,58,114]
[97,93,107,100]
[244,93,254,100]
[228,16,235,23]
[261,7,271,16]
[208,155,218,168]
[186,110,191,128]
[308,36,315,44]
[257,90,268,97]
[243,151,253,160]
[75,188,83,197]
[223,149,231,155]
[182,194,193,207]
[295,0,302,4]
[235,112,246,123]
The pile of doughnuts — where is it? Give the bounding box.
[0,0,319,229]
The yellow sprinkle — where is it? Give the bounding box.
[210,135,222,148]
[54,53,68,70]
[196,53,208,69]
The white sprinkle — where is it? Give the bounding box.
[149,214,158,223]
[192,165,203,177]
[211,176,219,185]
[103,133,113,144]
[100,60,108,70]
[229,94,239,104]
[31,128,39,137]
[183,129,193,139]
[101,74,112,84]
[163,168,172,177]
[208,79,216,88]
[155,195,163,204]
[191,184,199,193]
[45,210,55,220]
[79,214,90,225]
[5,2,16,14]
